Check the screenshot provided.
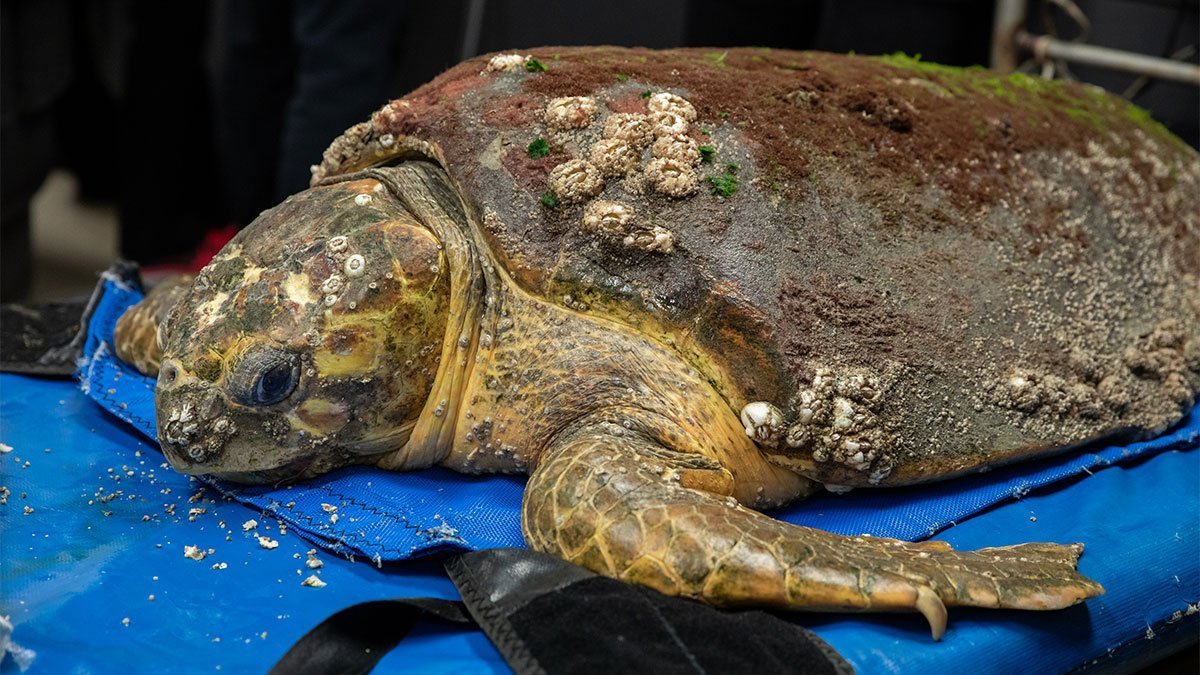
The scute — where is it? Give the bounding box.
[314,47,1200,486]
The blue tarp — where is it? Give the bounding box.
[1,279,1197,672]
[3,373,1197,673]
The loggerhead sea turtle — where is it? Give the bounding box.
[115,48,1199,639]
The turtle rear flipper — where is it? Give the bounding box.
[114,274,191,376]
[522,425,1104,640]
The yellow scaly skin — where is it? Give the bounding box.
[125,161,1103,640]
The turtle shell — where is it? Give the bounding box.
[314,47,1199,487]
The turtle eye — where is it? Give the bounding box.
[252,357,299,406]
[229,347,301,407]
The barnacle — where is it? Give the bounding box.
[652,132,701,166]
[545,96,599,130]
[484,53,528,73]
[582,200,636,237]
[647,92,697,122]
[602,113,654,149]
[548,159,604,203]
[645,157,698,197]
[651,111,689,137]
[623,225,675,253]
[589,138,641,177]
[740,402,784,446]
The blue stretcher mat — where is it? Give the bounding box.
[1,279,1197,673]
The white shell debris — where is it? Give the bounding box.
[242,519,258,531]
[257,536,280,550]
[183,545,206,561]
[320,503,338,513]
[305,549,324,569]
[300,575,327,588]
[740,402,785,446]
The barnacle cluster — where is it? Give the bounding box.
[785,367,894,484]
[991,320,1198,428]
[539,90,711,253]
[581,200,674,253]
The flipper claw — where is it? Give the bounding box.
[915,585,948,641]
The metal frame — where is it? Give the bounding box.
[991,0,1200,85]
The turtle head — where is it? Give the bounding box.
[156,177,451,483]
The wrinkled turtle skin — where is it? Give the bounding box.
[120,48,1200,639]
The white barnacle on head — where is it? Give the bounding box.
[344,254,366,277]
[212,417,233,435]
[321,275,344,294]
[545,96,598,130]
[645,157,698,197]
[602,113,654,149]
[548,159,603,203]
[354,193,372,206]
[740,402,784,446]
[647,92,697,122]
[378,134,395,148]
[324,294,338,307]
[327,236,349,253]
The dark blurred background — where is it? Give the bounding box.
[2,0,1198,302]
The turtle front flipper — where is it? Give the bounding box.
[114,274,192,376]
[522,424,1104,640]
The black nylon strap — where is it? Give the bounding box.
[272,552,854,675]
[267,597,473,675]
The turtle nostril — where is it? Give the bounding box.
[160,362,179,385]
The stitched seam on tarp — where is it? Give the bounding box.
[446,555,544,675]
